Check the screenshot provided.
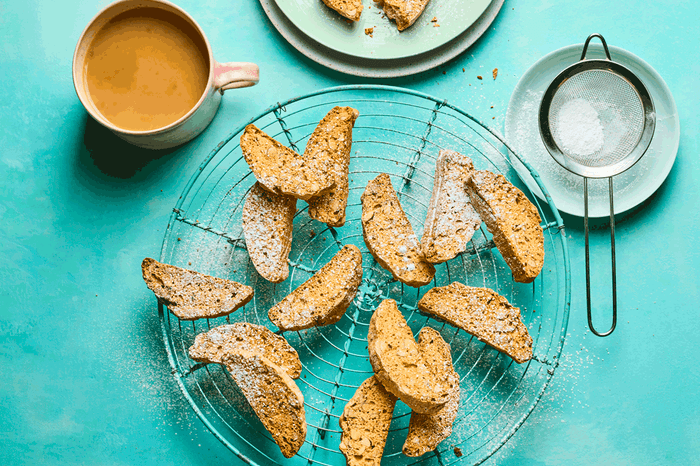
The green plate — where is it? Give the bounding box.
[273,0,493,60]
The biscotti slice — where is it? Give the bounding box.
[361,173,435,287]
[417,282,533,363]
[403,327,460,457]
[223,350,306,458]
[243,182,296,283]
[141,258,253,321]
[188,323,302,379]
[465,170,544,283]
[241,124,334,201]
[321,0,363,21]
[380,0,431,31]
[339,375,397,466]
[422,150,481,264]
[367,299,453,414]
[307,106,359,227]
[268,245,362,332]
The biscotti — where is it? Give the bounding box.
[141,258,253,321]
[188,323,302,379]
[361,173,435,287]
[422,150,481,264]
[465,170,544,283]
[380,0,431,31]
[242,182,296,283]
[268,245,362,332]
[223,350,306,458]
[241,124,334,200]
[339,375,397,465]
[403,327,460,457]
[307,106,359,227]
[417,282,533,363]
[321,0,363,21]
[367,299,452,414]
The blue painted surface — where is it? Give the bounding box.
[0,0,698,464]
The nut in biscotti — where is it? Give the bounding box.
[243,182,296,283]
[403,327,460,457]
[417,282,533,364]
[141,258,253,321]
[241,124,334,201]
[465,170,544,283]
[223,350,306,458]
[361,173,435,288]
[381,0,431,31]
[422,150,481,264]
[307,106,359,227]
[188,322,302,379]
[339,375,397,466]
[321,0,363,21]
[268,245,362,332]
[367,299,453,414]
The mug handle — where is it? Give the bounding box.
[213,61,259,93]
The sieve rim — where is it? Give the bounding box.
[539,58,656,179]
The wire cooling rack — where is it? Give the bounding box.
[157,85,571,466]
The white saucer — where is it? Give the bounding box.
[505,44,679,218]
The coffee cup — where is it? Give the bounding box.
[73,0,259,149]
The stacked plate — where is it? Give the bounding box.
[259,0,503,77]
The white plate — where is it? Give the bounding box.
[273,0,491,60]
[259,0,504,78]
[505,44,679,218]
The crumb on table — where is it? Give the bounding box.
[493,68,498,79]
[477,75,483,80]
[454,447,463,457]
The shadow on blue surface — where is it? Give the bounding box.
[81,115,179,179]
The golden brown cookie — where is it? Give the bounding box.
[367,299,453,414]
[188,322,302,378]
[141,258,253,321]
[307,106,359,227]
[361,173,435,287]
[403,327,460,457]
[422,150,481,264]
[222,350,306,458]
[339,375,397,465]
[465,170,544,283]
[268,245,362,332]
[417,282,533,363]
[241,124,334,200]
[242,182,296,283]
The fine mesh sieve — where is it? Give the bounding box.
[539,34,655,337]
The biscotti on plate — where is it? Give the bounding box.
[141,258,253,321]
[241,124,334,200]
[379,0,431,31]
[223,350,306,458]
[268,244,362,332]
[188,322,302,379]
[361,173,435,287]
[242,182,297,283]
[403,327,460,457]
[367,299,453,414]
[422,149,481,264]
[417,282,533,363]
[465,170,544,283]
[307,106,359,227]
[322,0,363,22]
[339,375,397,465]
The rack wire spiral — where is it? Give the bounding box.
[158,85,571,466]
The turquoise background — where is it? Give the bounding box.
[1,0,698,464]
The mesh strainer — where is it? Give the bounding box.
[539,34,655,336]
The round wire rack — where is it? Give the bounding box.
[158,85,571,466]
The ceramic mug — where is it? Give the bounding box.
[73,0,259,149]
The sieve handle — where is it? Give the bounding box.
[584,177,617,337]
[580,33,612,61]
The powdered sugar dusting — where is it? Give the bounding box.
[553,98,604,157]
